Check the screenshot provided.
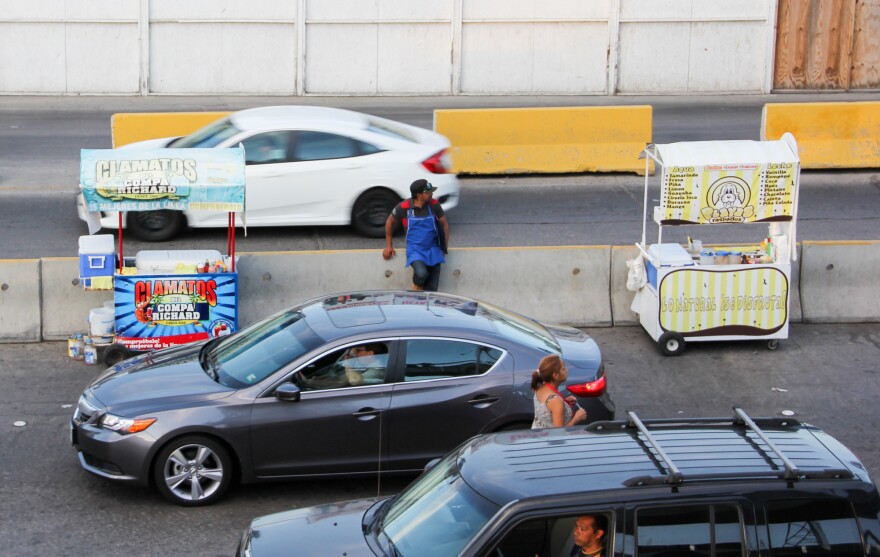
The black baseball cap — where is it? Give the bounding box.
[410,179,436,196]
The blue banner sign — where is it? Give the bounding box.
[80,147,245,212]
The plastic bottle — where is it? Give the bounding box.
[73,333,85,361]
[83,336,97,365]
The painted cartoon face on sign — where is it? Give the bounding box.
[701,176,756,223]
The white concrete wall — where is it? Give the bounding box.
[0,0,775,95]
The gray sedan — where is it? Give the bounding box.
[70,290,613,506]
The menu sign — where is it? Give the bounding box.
[658,162,796,225]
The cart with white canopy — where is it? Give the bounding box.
[78,147,246,365]
[632,133,800,356]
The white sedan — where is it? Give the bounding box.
[77,105,460,241]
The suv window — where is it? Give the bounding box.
[380,450,499,557]
[636,504,744,557]
[487,513,613,557]
[403,339,502,381]
[766,499,863,556]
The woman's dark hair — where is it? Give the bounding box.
[530,354,563,391]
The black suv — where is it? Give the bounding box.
[237,408,880,556]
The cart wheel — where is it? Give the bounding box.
[658,332,686,357]
[103,343,130,366]
[767,339,780,351]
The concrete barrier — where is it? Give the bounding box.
[610,246,640,326]
[0,259,42,341]
[800,241,880,323]
[111,112,231,148]
[434,106,652,175]
[761,102,880,169]
[40,258,113,341]
[238,246,612,329]
[34,246,611,341]
[7,242,878,342]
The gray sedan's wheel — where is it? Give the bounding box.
[351,188,400,238]
[153,435,232,507]
[127,210,185,242]
[102,343,130,366]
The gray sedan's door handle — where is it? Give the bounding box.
[353,407,381,420]
[467,395,500,408]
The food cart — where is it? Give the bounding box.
[78,147,246,365]
[631,133,800,356]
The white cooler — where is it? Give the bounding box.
[135,250,223,274]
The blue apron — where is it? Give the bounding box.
[405,203,445,268]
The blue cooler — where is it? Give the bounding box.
[646,243,694,288]
[79,235,116,287]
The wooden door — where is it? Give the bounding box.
[774,0,880,89]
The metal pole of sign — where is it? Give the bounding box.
[117,212,124,272]
[229,212,235,272]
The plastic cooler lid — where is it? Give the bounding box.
[648,243,694,266]
[78,234,115,254]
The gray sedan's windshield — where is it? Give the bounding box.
[209,310,324,388]
[169,117,241,148]
[380,452,499,557]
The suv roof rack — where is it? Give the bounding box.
[588,407,854,487]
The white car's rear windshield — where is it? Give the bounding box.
[367,119,417,143]
[170,118,242,148]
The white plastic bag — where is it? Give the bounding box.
[626,255,647,291]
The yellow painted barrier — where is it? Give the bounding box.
[434,106,652,174]
[111,112,231,148]
[761,101,880,169]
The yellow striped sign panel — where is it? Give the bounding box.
[658,267,789,336]
[659,163,796,225]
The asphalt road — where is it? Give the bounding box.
[1,93,879,258]
[1,323,879,556]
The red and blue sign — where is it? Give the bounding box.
[113,273,238,351]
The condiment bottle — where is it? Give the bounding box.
[73,333,85,361]
[84,336,97,365]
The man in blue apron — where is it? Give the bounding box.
[382,179,449,291]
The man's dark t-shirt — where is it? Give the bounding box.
[391,199,445,223]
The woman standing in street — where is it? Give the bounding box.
[531,354,587,429]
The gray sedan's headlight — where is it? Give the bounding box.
[99,413,156,434]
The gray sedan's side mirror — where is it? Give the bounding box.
[275,383,301,402]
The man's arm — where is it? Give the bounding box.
[438,215,449,250]
[382,214,397,260]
